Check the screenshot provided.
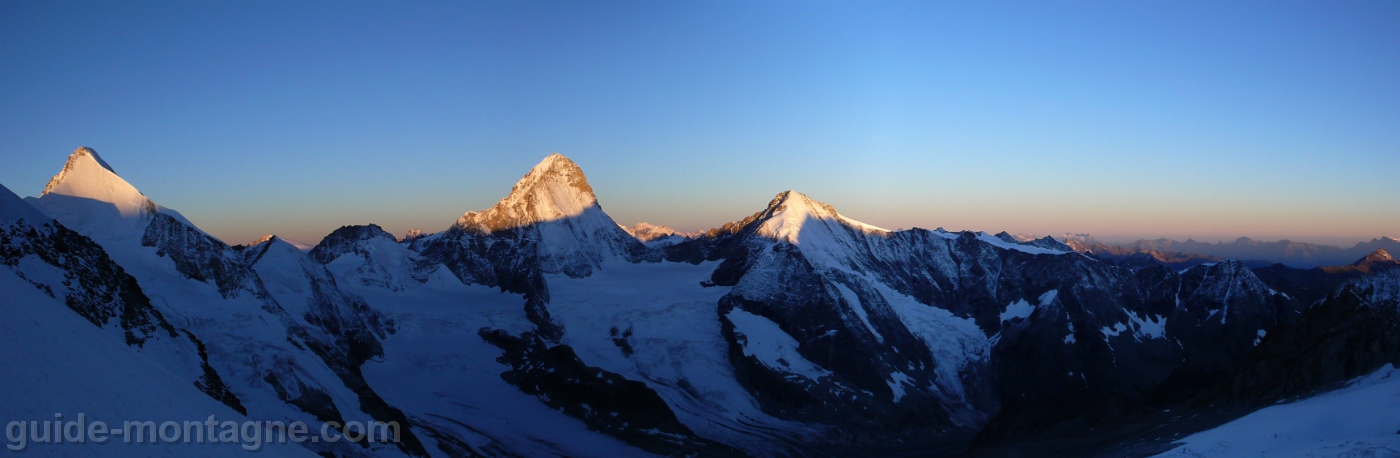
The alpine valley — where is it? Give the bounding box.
[3,147,1399,457]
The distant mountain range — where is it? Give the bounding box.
[3,147,1399,457]
[1061,233,1400,269]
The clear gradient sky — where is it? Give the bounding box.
[2,1,1396,247]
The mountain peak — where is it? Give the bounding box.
[766,190,837,217]
[755,190,887,244]
[621,222,700,243]
[1356,249,1395,266]
[249,235,279,246]
[521,153,592,195]
[454,153,599,233]
[43,147,120,195]
[36,146,163,224]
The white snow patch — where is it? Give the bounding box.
[1101,322,1128,338]
[974,232,1068,256]
[1130,313,1167,340]
[836,283,884,342]
[727,309,831,380]
[888,372,913,403]
[1152,365,1400,457]
[1001,299,1034,323]
[877,281,988,408]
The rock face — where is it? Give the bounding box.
[640,189,1301,451]
[1253,249,1400,306]
[1211,267,1400,407]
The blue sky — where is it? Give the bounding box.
[2,1,1396,246]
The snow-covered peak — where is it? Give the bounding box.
[454,153,598,232]
[755,191,888,244]
[42,147,116,195]
[39,146,155,220]
[0,182,50,225]
[43,147,122,193]
[35,147,200,241]
[622,222,673,239]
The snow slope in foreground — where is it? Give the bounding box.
[1153,365,1400,457]
[0,272,315,457]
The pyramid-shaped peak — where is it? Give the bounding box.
[71,146,115,173]
[518,153,591,192]
[454,153,601,232]
[38,146,160,220]
[43,147,122,195]
[516,153,593,196]
[766,190,839,217]
[538,152,577,168]
[755,190,888,243]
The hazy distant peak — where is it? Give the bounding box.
[621,222,701,243]
[622,222,672,240]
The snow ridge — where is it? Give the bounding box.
[0,182,49,225]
